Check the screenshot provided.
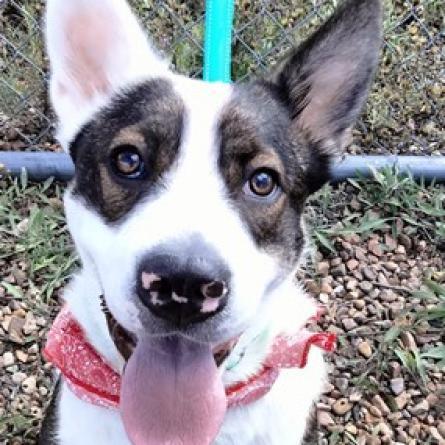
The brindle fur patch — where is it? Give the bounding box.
[70,78,184,222]
[218,84,311,267]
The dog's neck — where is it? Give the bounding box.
[63,266,317,386]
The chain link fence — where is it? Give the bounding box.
[1,0,444,154]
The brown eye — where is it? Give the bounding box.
[111,145,144,178]
[248,169,278,197]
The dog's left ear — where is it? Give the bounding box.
[269,0,382,157]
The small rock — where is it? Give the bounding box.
[21,376,37,394]
[395,392,409,410]
[345,424,358,435]
[410,399,429,415]
[384,234,397,251]
[15,350,28,363]
[377,272,389,285]
[365,434,381,445]
[372,395,391,416]
[353,299,366,310]
[331,264,346,277]
[368,239,383,257]
[363,267,377,281]
[358,341,373,358]
[317,261,330,276]
[426,393,438,407]
[384,261,399,272]
[428,427,444,443]
[342,317,358,331]
[28,343,39,354]
[319,293,329,304]
[380,289,397,302]
[317,410,335,427]
[327,424,344,433]
[369,405,382,417]
[396,427,409,443]
[23,312,37,335]
[395,245,406,255]
[320,281,333,294]
[437,422,445,438]
[305,280,319,294]
[12,372,27,384]
[408,421,421,438]
[332,398,353,415]
[349,390,363,402]
[346,279,359,290]
[7,316,25,343]
[357,436,367,445]
[398,234,412,250]
[347,259,359,271]
[331,258,342,267]
[335,378,349,393]
[2,351,14,367]
[359,281,373,293]
[389,361,401,378]
[390,378,405,396]
[377,421,393,436]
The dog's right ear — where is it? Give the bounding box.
[45,0,169,148]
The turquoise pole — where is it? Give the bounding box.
[203,0,235,82]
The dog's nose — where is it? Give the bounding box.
[136,247,230,327]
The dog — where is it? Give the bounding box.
[39,0,381,444]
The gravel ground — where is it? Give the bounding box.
[0,171,444,444]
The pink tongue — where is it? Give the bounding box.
[120,335,227,445]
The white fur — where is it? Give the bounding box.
[45,0,327,443]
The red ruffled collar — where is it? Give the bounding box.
[44,306,336,409]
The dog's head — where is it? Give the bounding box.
[45,0,381,372]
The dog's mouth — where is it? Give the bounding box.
[100,294,237,367]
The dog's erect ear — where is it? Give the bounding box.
[269,0,382,155]
[45,0,169,148]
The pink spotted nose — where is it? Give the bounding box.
[136,246,230,327]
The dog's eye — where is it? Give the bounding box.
[111,145,144,178]
[246,169,278,197]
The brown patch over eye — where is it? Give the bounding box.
[70,79,184,223]
[218,95,307,266]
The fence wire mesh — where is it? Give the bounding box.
[0,0,444,154]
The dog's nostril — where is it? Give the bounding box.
[201,281,227,299]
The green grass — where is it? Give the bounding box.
[310,167,445,253]
[0,173,76,304]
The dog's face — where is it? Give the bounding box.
[46,0,381,352]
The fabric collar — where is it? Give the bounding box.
[43,306,336,409]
